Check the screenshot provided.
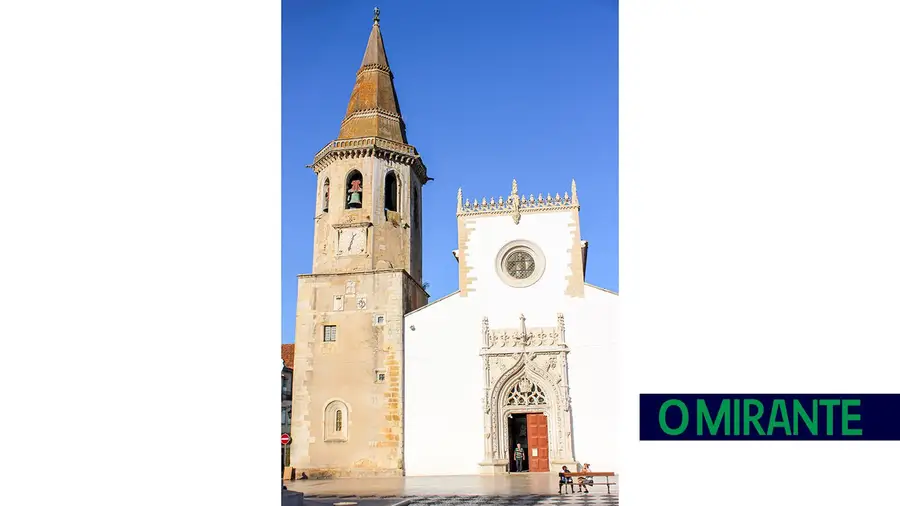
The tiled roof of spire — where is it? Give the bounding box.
[337,9,407,143]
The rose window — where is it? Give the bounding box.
[504,250,536,279]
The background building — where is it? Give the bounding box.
[282,344,293,468]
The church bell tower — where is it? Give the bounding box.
[290,9,429,477]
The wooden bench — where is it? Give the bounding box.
[562,472,617,494]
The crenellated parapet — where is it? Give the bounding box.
[457,179,579,224]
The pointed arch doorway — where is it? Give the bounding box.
[479,314,577,475]
[508,412,550,472]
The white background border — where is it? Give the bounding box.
[620,1,900,505]
[2,1,900,505]
[1,1,280,505]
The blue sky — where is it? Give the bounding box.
[282,0,618,343]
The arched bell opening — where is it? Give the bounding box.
[322,178,330,213]
[346,170,363,209]
[384,171,399,213]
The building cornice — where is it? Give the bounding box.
[309,136,429,185]
[297,268,429,297]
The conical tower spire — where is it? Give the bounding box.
[338,8,407,143]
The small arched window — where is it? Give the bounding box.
[384,171,399,213]
[324,399,349,442]
[322,178,330,213]
[346,170,363,209]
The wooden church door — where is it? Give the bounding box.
[526,413,550,472]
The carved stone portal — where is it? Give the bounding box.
[478,314,576,474]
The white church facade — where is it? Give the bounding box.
[404,183,618,476]
[290,11,618,479]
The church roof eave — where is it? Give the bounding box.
[404,290,461,317]
[404,285,616,321]
[584,283,618,296]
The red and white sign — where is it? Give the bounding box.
[281,433,291,445]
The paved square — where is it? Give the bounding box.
[302,495,618,506]
[403,494,618,505]
[290,474,618,505]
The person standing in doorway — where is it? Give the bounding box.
[514,443,525,472]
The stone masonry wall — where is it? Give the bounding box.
[456,216,477,297]
[290,269,424,477]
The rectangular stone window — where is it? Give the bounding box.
[375,369,386,383]
[374,314,385,325]
[333,295,344,311]
[323,325,337,342]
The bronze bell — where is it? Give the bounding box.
[347,191,362,208]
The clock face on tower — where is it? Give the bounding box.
[337,227,367,256]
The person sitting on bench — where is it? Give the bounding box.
[558,465,575,494]
[577,463,594,493]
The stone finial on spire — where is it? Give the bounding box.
[571,179,578,205]
[511,179,518,196]
[457,187,463,211]
[373,7,380,25]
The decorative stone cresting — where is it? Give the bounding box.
[458,179,579,224]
